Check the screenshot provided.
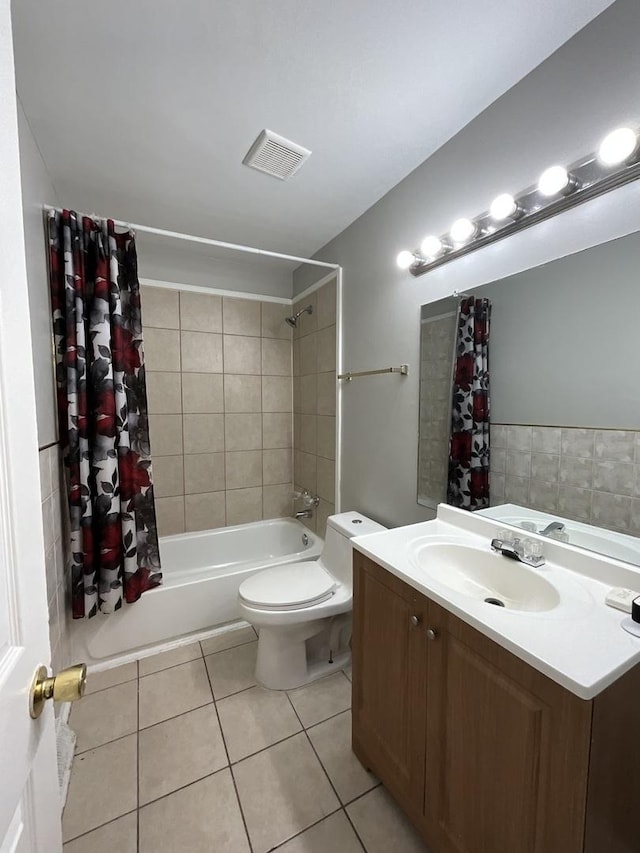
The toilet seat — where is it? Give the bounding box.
[239,562,337,611]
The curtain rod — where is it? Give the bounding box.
[43,205,340,270]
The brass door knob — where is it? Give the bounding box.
[29,663,87,719]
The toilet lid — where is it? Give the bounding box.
[239,562,337,610]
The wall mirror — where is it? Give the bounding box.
[418,229,640,567]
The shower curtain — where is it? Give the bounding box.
[447,296,491,511]
[48,210,161,618]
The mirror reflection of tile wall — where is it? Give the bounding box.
[142,286,294,537]
[491,425,640,536]
[418,305,457,507]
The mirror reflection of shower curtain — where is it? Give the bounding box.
[447,297,491,511]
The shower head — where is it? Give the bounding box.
[285,304,313,328]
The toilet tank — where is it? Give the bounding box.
[319,511,387,588]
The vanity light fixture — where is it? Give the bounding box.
[398,121,640,278]
[396,250,419,270]
[420,234,447,259]
[598,127,638,166]
[450,218,476,244]
[537,165,577,197]
[489,193,520,222]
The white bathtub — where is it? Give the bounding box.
[73,518,322,664]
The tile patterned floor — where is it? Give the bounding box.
[63,626,428,852]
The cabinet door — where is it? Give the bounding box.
[424,601,591,853]
[352,553,428,815]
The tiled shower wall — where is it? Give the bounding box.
[292,279,337,537]
[141,286,294,537]
[491,425,640,536]
[39,444,72,698]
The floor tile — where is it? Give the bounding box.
[204,641,257,699]
[234,732,339,853]
[346,786,428,853]
[71,680,138,753]
[274,811,363,852]
[138,641,202,676]
[62,811,137,853]
[62,734,137,842]
[200,624,257,656]
[287,672,352,728]
[85,661,138,695]
[139,768,250,853]
[139,703,228,804]
[139,658,213,728]
[217,685,302,762]
[343,663,352,681]
[307,710,378,804]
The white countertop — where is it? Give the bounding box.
[353,505,640,699]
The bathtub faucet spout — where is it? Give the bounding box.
[295,509,313,519]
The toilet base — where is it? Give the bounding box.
[255,621,351,690]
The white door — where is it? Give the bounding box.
[0,1,63,850]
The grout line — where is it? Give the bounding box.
[282,692,369,850]
[74,728,140,757]
[202,649,255,853]
[267,805,345,851]
[228,728,303,768]
[342,806,369,852]
[137,699,215,733]
[138,765,229,810]
[62,808,139,846]
[137,651,204,680]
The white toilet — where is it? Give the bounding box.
[238,511,386,690]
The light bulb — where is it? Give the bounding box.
[538,165,570,197]
[396,250,416,270]
[490,193,518,221]
[420,235,444,259]
[598,127,638,166]
[450,218,476,244]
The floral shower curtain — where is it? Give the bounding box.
[48,210,161,618]
[447,296,491,510]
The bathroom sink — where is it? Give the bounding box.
[408,542,561,612]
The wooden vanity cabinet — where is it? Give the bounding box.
[352,551,640,853]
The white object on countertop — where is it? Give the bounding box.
[605,587,640,613]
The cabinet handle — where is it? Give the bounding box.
[426,628,438,641]
[410,615,421,627]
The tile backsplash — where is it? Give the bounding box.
[142,286,294,537]
[491,425,640,536]
[292,279,337,537]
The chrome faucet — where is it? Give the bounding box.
[293,490,320,520]
[539,521,565,538]
[490,536,545,568]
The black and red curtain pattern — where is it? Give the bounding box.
[447,297,491,510]
[48,210,162,618]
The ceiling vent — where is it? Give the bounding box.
[243,129,311,180]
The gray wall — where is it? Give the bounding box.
[137,236,295,299]
[477,231,640,430]
[18,98,59,448]
[293,0,640,528]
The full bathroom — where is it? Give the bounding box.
[2,1,640,852]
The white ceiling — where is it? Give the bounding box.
[12,0,613,265]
